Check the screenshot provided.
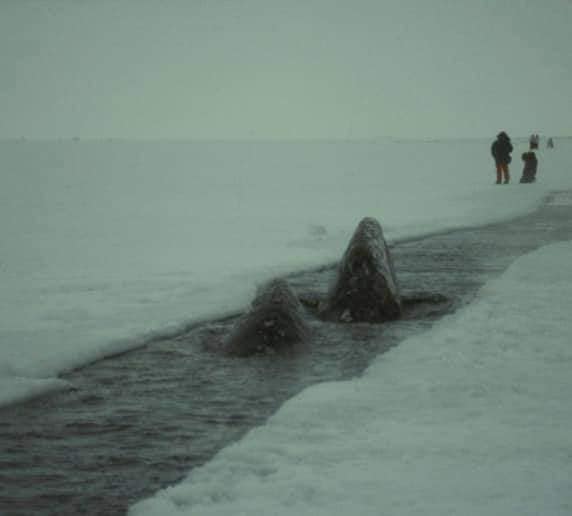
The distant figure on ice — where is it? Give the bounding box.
[519,151,538,183]
[547,137,554,149]
[491,131,513,184]
[529,133,539,150]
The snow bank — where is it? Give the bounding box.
[1,138,571,406]
[130,238,572,516]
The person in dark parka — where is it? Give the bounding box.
[491,131,513,184]
[520,151,538,183]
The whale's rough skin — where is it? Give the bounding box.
[224,279,309,357]
[322,217,402,322]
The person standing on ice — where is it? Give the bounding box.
[491,131,513,184]
[529,133,539,150]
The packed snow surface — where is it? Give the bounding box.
[130,238,572,516]
[1,139,571,408]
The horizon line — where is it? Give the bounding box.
[2,135,569,143]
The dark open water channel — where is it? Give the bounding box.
[1,191,572,516]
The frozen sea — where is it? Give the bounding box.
[1,138,572,514]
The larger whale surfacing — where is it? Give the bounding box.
[322,217,402,322]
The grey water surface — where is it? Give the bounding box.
[1,191,572,516]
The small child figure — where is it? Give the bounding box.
[520,151,538,183]
[529,133,539,150]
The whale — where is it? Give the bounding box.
[321,217,402,322]
[224,278,309,357]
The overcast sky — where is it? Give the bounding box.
[1,0,570,140]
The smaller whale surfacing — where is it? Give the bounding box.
[224,279,309,357]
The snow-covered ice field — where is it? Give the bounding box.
[1,138,571,407]
[2,138,572,514]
